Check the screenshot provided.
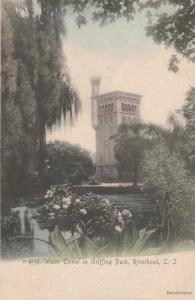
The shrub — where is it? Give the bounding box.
[46,141,95,186]
[35,185,156,257]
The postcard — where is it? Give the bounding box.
[1,0,195,299]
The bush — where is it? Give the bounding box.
[143,143,195,246]
[46,141,95,186]
[35,185,156,257]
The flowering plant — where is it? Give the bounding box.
[36,185,156,257]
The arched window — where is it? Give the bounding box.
[128,104,130,112]
[130,105,134,114]
[134,106,137,114]
[111,103,114,111]
[105,104,108,113]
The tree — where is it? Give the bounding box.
[142,0,195,71]
[114,122,167,183]
[166,111,189,162]
[182,87,195,176]
[143,143,195,245]
[2,0,194,203]
[46,141,95,185]
[40,0,194,67]
[1,0,81,202]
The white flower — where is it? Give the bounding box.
[118,212,124,224]
[53,204,60,210]
[75,198,81,204]
[121,209,132,218]
[62,204,69,209]
[79,209,87,215]
[45,189,54,198]
[62,197,71,206]
[115,226,123,233]
[49,213,55,217]
[101,198,110,205]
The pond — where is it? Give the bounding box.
[1,193,156,260]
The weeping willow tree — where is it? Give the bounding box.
[34,0,81,184]
[1,0,80,203]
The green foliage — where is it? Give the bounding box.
[1,1,81,204]
[46,141,95,185]
[38,0,138,26]
[36,184,157,257]
[1,7,38,209]
[114,122,167,183]
[182,88,195,176]
[50,224,157,258]
[166,111,188,163]
[144,0,195,70]
[143,143,195,245]
[39,0,195,68]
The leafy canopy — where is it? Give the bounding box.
[114,122,167,182]
[143,143,195,243]
[46,141,95,185]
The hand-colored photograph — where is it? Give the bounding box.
[1,0,195,263]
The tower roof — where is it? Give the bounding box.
[95,90,142,99]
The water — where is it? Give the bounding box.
[2,193,155,259]
[2,206,56,260]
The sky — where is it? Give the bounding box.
[47,9,195,154]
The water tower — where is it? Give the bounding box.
[90,79,142,181]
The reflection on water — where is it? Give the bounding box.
[3,206,56,259]
[2,193,155,260]
[11,206,31,236]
